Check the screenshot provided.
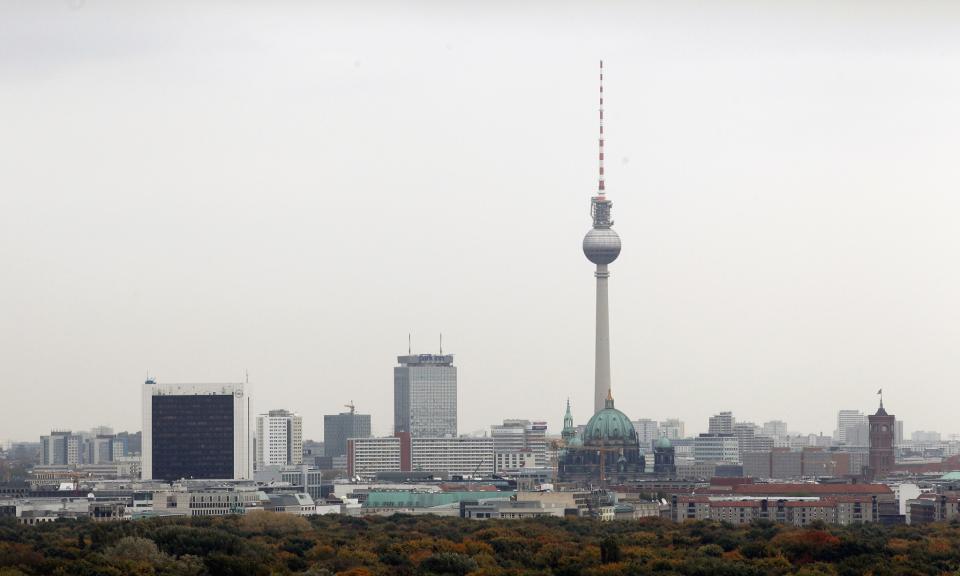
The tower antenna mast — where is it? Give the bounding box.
[598,59,605,195]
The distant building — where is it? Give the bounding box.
[845,423,870,447]
[733,423,773,461]
[761,420,788,441]
[659,419,685,440]
[708,412,735,435]
[653,437,676,477]
[835,410,867,444]
[141,379,250,481]
[152,486,264,517]
[868,399,895,480]
[347,434,494,477]
[491,419,548,472]
[324,407,371,459]
[348,436,402,477]
[40,431,81,466]
[693,433,740,464]
[632,419,660,449]
[912,430,941,443]
[255,410,303,471]
[90,435,115,464]
[394,353,457,438]
[558,393,646,485]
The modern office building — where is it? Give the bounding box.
[40,431,82,466]
[141,379,250,481]
[693,433,740,464]
[660,419,685,440]
[347,436,402,477]
[324,405,371,459]
[708,412,735,435]
[255,409,303,470]
[632,419,660,449]
[90,435,115,464]
[491,419,548,471]
[761,420,788,441]
[836,410,867,444]
[347,434,495,477]
[394,353,457,438]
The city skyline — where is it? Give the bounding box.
[5,1,960,442]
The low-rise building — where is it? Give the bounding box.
[151,487,265,517]
[672,482,897,526]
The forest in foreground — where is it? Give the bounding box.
[2,513,960,576]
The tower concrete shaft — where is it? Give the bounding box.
[583,60,621,414]
[594,263,611,413]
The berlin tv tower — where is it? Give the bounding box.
[582,60,622,414]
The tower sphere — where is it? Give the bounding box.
[583,227,621,265]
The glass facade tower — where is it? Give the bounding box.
[142,380,249,481]
[324,411,372,459]
[394,354,457,438]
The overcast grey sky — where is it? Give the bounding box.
[2,0,960,443]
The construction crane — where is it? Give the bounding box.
[472,456,486,478]
[344,401,355,415]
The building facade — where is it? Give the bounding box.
[836,410,867,444]
[142,379,249,481]
[693,433,740,464]
[347,434,495,478]
[394,354,457,438]
[324,409,372,459]
[491,419,548,472]
[40,431,82,466]
[708,412,735,435]
[255,409,303,470]
[868,400,895,480]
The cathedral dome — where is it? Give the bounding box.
[655,436,672,449]
[582,393,638,446]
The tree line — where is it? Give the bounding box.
[1,512,960,575]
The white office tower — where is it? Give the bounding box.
[708,411,735,435]
[660,418,686,440]
[142,379,250,481]
[835,410,867,444]
[255,409,303,470]
[633,419,660,447]
[394,353,457,438]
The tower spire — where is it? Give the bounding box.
[598,60,605,195]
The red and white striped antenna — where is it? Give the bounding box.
[598,59,605,195]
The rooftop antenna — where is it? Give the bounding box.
[245,369,249,385]
[408,333,411,355]
[598,59,605,195]
[440,333,443,355]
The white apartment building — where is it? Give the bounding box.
[632,419,660,448]
[835,410,867,445]
[660,419,685,440]
[349,437,401,477]
[412,437,495,476]
[693,434,740,464]
[255,410,303,471]
[348,436,495,477]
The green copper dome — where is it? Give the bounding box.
[582,393,638,446]
[655,436,672,449]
